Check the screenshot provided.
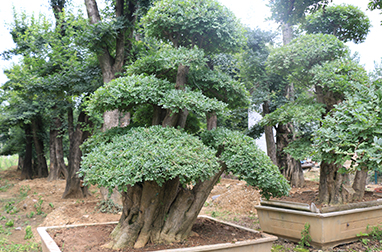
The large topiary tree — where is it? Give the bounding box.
[79,0,289,249]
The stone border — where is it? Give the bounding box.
[38,215,277,252]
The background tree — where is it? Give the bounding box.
[266,0,332,186]
[79,0,289,249]
[304,4,371,44]
[2,7,102,198]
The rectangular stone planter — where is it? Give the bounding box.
[37,215,277,252]
[256,204,382,249]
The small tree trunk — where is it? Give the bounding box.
[21,125,33,180]
[17,155,23,171]
[263,101,277,165]
[107,166,226,249]
[48,117,68,181]
[62,109,91,199]
[276,124,304,187]
[352,167,368,201]
[162,64,190,128]
[206,111,217,130]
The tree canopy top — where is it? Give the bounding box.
[141,0,245,53]
[304,4,371,44]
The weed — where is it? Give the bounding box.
[19,185,31,197]
[0,179,13,192]
[204,202,210,207]
[297,223,312,248]
[0,237,41,251]
[34,196,44,215]
[211,211,217,217]
[0,225,12,235]
[24,226,33,240]
[26,211,35,218]
[49,202,54,208]
[5,219,14,227]
[95,199,122,214]
[4,201,18,214]
[0,215,6,220]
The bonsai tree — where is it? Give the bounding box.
[79,0,290,249]
[264,33,370,205]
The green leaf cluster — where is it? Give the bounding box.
[314,80,382,169]
[304,4,371,44]
[141,0,245,53]
[80,126,221,189]
[201,128,290,199]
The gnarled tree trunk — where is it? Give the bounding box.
[318,161,366,205]
[276,123,304,187]
[62,109,91,199]
[48,117,68,181]
[108,166,225,249]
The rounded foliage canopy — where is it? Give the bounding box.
[80,126,221,189]
[304,4,371,44]
[141,0,245,53]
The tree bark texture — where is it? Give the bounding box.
[85,0,137,131]
[107,166,226,249]
[21,125,33,180]
[263,101,277,166]
[206,111,217,130]
[162,64,190,128]
[31,118,49,178]
[17,156,23,170]
[48,117,68,181]
[318,161,356,205]
[62,109,91,199]
[276,124,304,187]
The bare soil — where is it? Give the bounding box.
[0,165,381,251]
[48,217,262,251]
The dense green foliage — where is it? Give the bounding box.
[304,4,371,43]
[201,128,290,199]
[314,80,382,171]
[266,34,348,87]
[141,0,245,52]
[80,126,220,188]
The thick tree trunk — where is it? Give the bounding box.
[107,166,226,249]
[263,101,277,166]
[276,124,304,187]
[318,161,359,204]
[62,109,91,199]
[31,118,49,178]
[21,125,33,180]
[48,117,68,181]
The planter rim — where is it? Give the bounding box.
[255,203,382,217]
[38,215,277,252]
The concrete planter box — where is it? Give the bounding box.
[37,215,277,252]
[256,204,382,249]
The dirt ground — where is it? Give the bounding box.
[0,165,381,251]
